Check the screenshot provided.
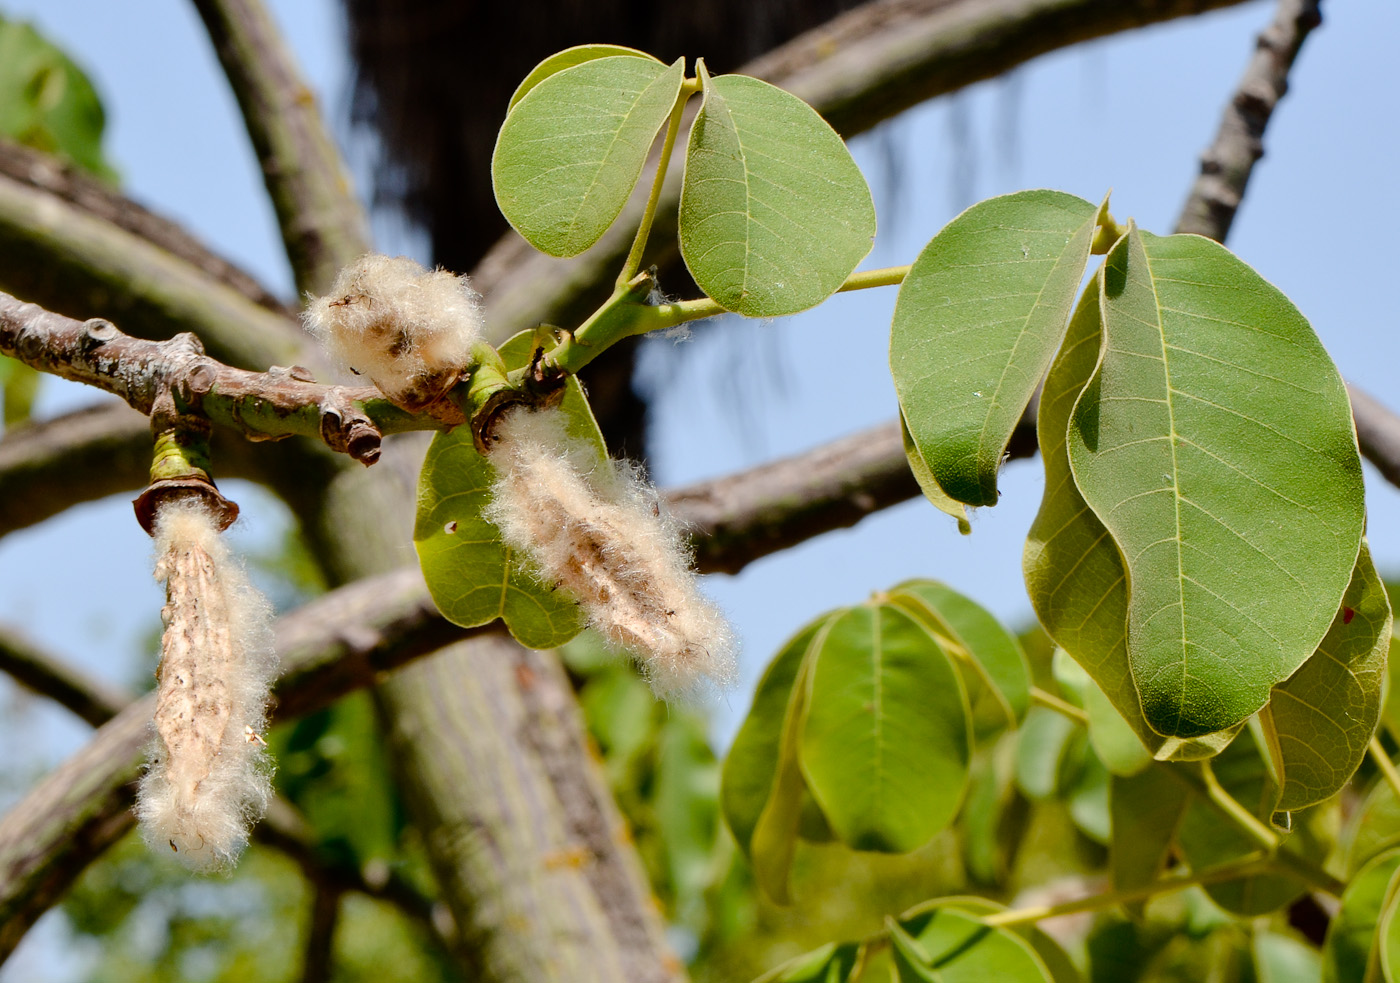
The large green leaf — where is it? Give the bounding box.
[1322,847,1400,983]
[492,54,684,257]
[414,332,603,648]
[799,602,970,853]
[506,44,660,112]
[678,63,875,317]
[752,942,860,983]
[722,614,831,857]
[1025,281,1243,762]
[891,190,1100,506]
[889,579,1031,730]
[1069,226,1365,737]
[1109,764,1191,916]
[0,17,114,180]
[906,898,1080,983]
[1263,541,1391,815]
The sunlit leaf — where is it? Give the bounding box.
[1322,847,1400,983]
[1068,226,1364,737]
[506,44,660,112]
[679,62,875,317]
[493,54,684,256]
[1264,541,1391,815]
[891,190,1100,506]
[904,898,1081,983]
[889,579,1031,730]
[800,602,970,853]
[1026,285,1228,762]
[414,332,602,648]
[753,941,860,983]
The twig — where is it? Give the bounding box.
[300,881,341,983]
[191,0,370,296]
[1175,0,1324,240]
[0,626,131,728]
[1369,736,1400,803]
[0,292,444,466]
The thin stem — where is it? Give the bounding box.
[837,265,908,292]
[1031,686,1089,725]
[980,854,1275,928]
[1197,760,1278,852]
[617,79,698,287]
[1371,735,1400,802]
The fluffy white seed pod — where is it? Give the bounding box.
[304,253,484,410]
[137,498,278,871]
[485,406,736,699]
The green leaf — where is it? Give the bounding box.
[1253,930,1323,983]
[721,614,831,857]
[0,355,39,428]
[1014,707,1079,801]
[799,602,971,853]
[901,409,971,534]
[1068,751,1111,844]
[414,331,604,648]
[0,17,115,180]
[1177,735,1310,916]
[1323,847,1400,983]
[1068,225,1365,737]
[1109,764,1191,916]
[905,898,1081,983]
[750,623,826,904]
[506,44,661,112]
[1382,867,1400,983]
[891,190,1101,506]
[895,906,1055,983]
[961,737,1027,886]
[678,62,875,317]
[492,54,685,257]
[1344,778,1400,876]
[1263,541,1391,815]
[889,579,1031,730]
[754,942,860,983]
[1082,672,1152,777]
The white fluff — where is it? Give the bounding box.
[485,406,736,699]
[303,253,484,409]
[137,499,278,871]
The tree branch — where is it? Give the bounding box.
[190,0,370,295]
[0,165,312,372]
[1174,0,1323,240]
[0,141,294,317]
[0,626,131,728]
[473,0,1254,341]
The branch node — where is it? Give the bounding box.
[318,389,383,465]
[81,318,118,345]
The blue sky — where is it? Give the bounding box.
[1,6,1399,973]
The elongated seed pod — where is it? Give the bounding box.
[137,498,277,870]
[486,405,735,699]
